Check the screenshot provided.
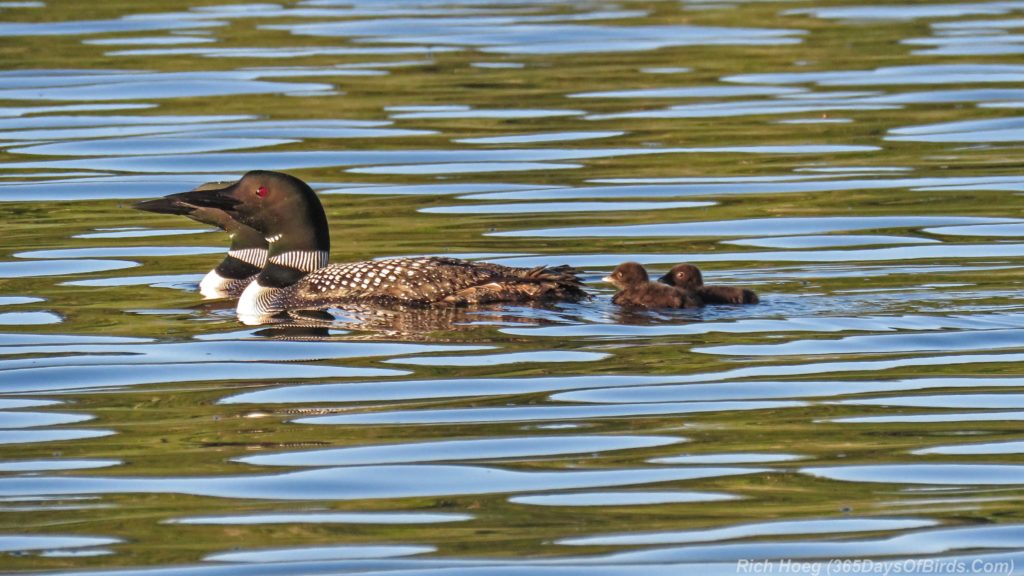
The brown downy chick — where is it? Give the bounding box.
[658,264,759,305]
[604,262,703,309]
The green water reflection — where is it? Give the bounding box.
[1,0,1024,573]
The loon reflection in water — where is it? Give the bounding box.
[251,302,582,341]
[136,170,587,324]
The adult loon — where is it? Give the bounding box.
[138,170,587,323]
[134,181,268,299]
[658,264,759,305]
[604,262,702,309]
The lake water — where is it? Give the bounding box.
[2,1,1024,574]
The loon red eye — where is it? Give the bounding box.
[256,186,267,198]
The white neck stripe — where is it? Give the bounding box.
[269,250,329,272]
[228,248,268,267]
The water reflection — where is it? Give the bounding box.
[169,511,473,525]
[785,3,1022,21]
[0,259,137,278]
[0,16,223,36]
[0,460,120,472]
[421,201,714,215]
[250,303,586,338]
[0,363,406,393]
[0,70,336,101]
[455,131,623,144]
[236,435,682,467]
[914,440,1024,455]
[220,374,687,405]
[803,465,1024,486]
[0,535,120,554]
[650,453,804,465]
[4,0,1024,572]
[555,377,1024,405]
[559,518,939,546]
[267,13,802,55]
[725,235,938,249]
[914,17,1024,56]
[726,63,1024,85]
[593,523,1024,563]
[0,465,766,500]
[696,328,1024,356]
[205,544,436,562]
[461,175,1024,201]
[511,491,735,507]
[0,429,114,445]
[0,311,60,325]
[293,400,804,425]
[490,215,1019,238]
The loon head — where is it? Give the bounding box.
[183,172,332,321]
[658,264,703,288]
[148,171,330,293]
[136,179,274,298]
[602,261,649,289]
[134,180,267,252]
[159,171,330,253]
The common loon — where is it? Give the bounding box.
[138,170,587,323]
[658,264,759,305]
[134,181,268,299]
[603,262,702,309]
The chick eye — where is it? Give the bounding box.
[256,186,268,198]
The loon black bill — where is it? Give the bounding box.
[134,186,241,216]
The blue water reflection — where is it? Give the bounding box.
[3,0,1024,572]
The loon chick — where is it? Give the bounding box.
[658,264,759,305]
[604,262,702,309]
[142,170,587,322]
[134,181,268,298]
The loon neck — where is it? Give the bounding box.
[200,250,264,299]
[254,224,330,289]
[199,222,269,299]
[223,225,268,275]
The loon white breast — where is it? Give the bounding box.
[137,170,587,323]
[134,181,268,299]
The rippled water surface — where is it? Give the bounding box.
[2,1,1024,574]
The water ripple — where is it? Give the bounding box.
[266,17,802,55]
[236,435,683,467]
[560,518,938,546]
[489,216,1018,238]
[206,544,435,563]
[696,328,1024,357]
[0,465,768,501]
[3,0,1024,571]
[511,491,735,507]
[294,401,805,426]
[0,363,407,393]
[169,511,473,525]
[803,465,1024,485]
